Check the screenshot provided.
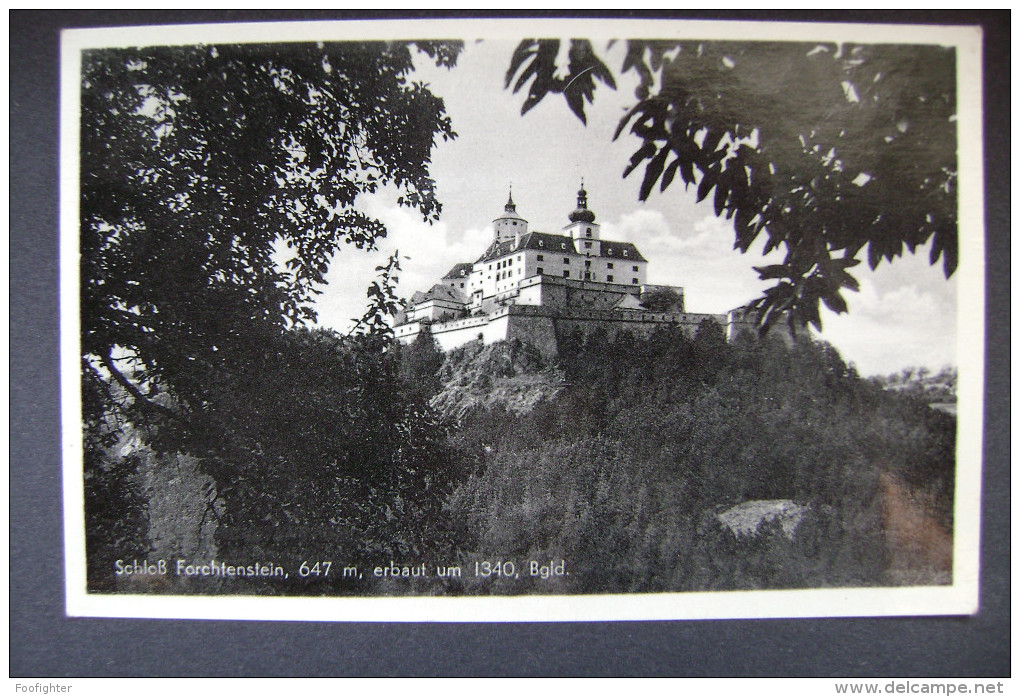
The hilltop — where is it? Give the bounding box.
[426,339,566,421]
[434,326,956,593]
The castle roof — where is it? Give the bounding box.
[614,293,646,311]
[475,231,647,263]
[441,262,473,280]
[410,284,468,306]
[474,238,518,264]
[493,189,526,222]
[568,184,596,224]
[598,240,647,262]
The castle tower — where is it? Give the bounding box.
[564,182,601,258]
[492,187,528,244]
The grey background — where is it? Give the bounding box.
[11,10,1009,677]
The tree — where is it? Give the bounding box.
[79,41,464,584]
[197,327,459,582]
[506,39,957,332]
[640,287,683,312]
[399,324,445,399]
[81,40,460,435]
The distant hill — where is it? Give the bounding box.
[872,366,957,406]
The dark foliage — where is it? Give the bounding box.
[448,328,955,592]
[79,41,464,592]
[397,324,446,400]
[81,40,459,428]
[84,446,150,591]
[640,287,683,312]
[199,328,460,592]
[507,39,957,333]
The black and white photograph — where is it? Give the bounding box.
[59,16,985,623]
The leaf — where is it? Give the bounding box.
[696,169,717,203]
[713,179,728,216]
[565,89,587,125]
[753,264,790,281]
[614,104,643,141]
[679,158,695,187]
[660,156,681,192]
[821,291,848,314]
[623,141,657,179]
[639,146,670,201]
[505,40,537,90]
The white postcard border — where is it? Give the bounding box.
[60,16,985,622]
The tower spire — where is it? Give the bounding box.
[569,178,595,223]
[505,184,516,212]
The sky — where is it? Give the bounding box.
[312,39,960,378]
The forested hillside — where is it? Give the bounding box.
[87,322,955,595]
[439,324,956,593]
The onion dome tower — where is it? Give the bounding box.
[492,187,528,244]
[569,183,596,224]
[564,180,601,256]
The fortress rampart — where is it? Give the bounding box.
[395,304,734,359]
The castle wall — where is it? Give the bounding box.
[397,303,730,360]
[414,310,513,353]
[406,297,467,323]
[516,274,647,311]
[555,310,726,346]
[505,312,559,358]
[516,275,567,308]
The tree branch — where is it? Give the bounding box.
[99,350,181,422]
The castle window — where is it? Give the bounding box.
[586,227,592,236]
[584,241,592,249]
[538,267,544,275]
[537,254,544,261]
[584,272,592,280]
[563,257,569,264]
[539,240,544,247]
[607,275,614,283]
[563,271,570,278]
[632,265,639,272]
[508,259,512,266]
[608,262,614,269]
[623,250,629,257]
[561,243,566,250]
[584,260,591,267]
[632,278,638,284]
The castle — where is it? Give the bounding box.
[394,185,754,357]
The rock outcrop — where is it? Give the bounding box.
[430,339,566,420]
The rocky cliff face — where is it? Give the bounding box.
[430,339,565,420]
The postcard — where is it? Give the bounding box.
[61,16,984,622]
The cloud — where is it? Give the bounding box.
[817,265,957,376]
[602,210,783,315]
[313,193,493,332]
[601,210,958,375]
